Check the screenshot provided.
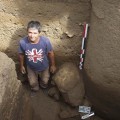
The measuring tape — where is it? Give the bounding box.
[79,23,89,70]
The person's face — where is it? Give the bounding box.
[27,28,39,42]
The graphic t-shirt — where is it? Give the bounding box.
[18,36,53,71]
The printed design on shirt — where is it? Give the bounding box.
[25,48,44,63]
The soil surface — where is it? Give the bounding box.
[22,84,82,120]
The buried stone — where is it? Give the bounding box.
[53,62,85,106]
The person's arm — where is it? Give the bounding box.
[19,53,26,74]
[48,51,56,73]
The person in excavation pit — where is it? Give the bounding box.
[18,20,56,93]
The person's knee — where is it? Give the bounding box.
[42,77,49,84]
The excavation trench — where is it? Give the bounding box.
[0,0,120,120]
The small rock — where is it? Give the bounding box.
[65,31,74,38]
[48,87,60,101]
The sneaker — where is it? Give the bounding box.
[40,82,48,89]
[30,90,37,97]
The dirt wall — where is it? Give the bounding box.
[0,52,33,120]
[0,0,90,64]
[84,0,120,119]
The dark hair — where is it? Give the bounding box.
[27,21,42,33]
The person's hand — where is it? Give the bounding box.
[50,65,56,74]
[20,66,26,74]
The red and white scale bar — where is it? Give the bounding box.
[79,23,89,70]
